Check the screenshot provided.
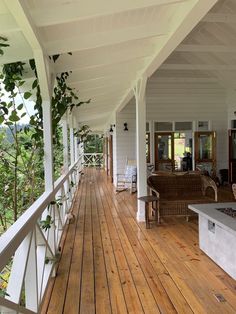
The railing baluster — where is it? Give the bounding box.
[0,156,83,313]
[25,229,38,312]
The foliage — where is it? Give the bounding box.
[40,215,54,231]
[0,36,9,56]
[84,134,103,153]
[0,37,90,233]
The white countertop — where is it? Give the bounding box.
[189,202,236,235]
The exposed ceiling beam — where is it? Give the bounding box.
[4,0,53,99]
[160,63,236,70]
[31,0,187,27]
[4,0,42,50]
[115,0,218,113]
[149,77,220,83]
[176,44,236,53]
[202,13,236,23]
[46,24,166,55]
[54,46,152,72]
[0,14,20,32]
[55,59,146,78]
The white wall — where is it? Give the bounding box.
[114,79,228,179]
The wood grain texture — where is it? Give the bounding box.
[43,169,236,314]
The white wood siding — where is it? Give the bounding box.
[115,81,227,179]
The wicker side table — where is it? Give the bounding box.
[138,195,159,228]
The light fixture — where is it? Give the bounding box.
[123,122,128,131]
[109,124,115,132]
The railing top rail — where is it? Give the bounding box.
[0,156,82,271]
[83,152,103,155]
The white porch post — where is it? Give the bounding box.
[70,127,75,165]
[74,136,78,161]
[134,76,147,221]
[42,100,54,191]
[62,119,69,172]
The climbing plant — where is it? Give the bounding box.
[0,37,91,231]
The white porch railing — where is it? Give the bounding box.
[0,156,83,314]
[83,153,103,167]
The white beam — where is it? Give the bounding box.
[60,60,145,81]
[134,76,147,222]
[0,13,20,33]
[160,64,236,71]
[115,0,217,115]
[31,0,187,27]
[202,13,236,23]
[46,24,166,55]
[55,51,151,73]
[145,0,218,77]
[4,0,43,50]
[177,44,236,53]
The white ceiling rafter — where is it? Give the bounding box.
[115,0,218,113]
[4,0,53,99]
[160,64,236,71]
[177,44,236,53]
[202,13,236,23]
[29,0,188,27]
[45,23,167,55]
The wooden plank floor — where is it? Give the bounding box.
[42,169,236,314]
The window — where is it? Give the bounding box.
[175,121,192,131]
[154,122,173,132]
[146,122,150,132]
[146,133,150,163]
[198,121,209,131]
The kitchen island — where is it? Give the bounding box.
[189,202,236,280]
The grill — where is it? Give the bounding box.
[216,207,236,218]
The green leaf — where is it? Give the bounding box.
[18,80,25,86]
[0,115,4,124]
[32,79,38,89]
[9,110,20,122]
[21,112,26,118]
[24,92,32,99]
[17,103,23,110]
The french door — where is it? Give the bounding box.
[154,132,174,171]
[194,131,216,176]
[229,129,236,183]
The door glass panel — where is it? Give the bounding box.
[199,134,212,160]
[157,135,172,160]
[231,132,236,159]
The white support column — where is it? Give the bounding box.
[70,127,75,165]
[62,119,69,172]
[133,76,147,222]
[74,136,78,161]
[42,101,54,191]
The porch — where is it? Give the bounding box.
[42,168,236,314]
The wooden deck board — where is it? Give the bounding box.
[44,169,236,314]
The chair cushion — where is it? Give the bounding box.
[124,165,137,181]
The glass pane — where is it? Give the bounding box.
[155,122,173,131]
[158,135,172,160]
[175,121,192,131]
[146,122,150,132]
[199,134,212,160]
[146,133,150,162]
[198,121,209,131]
[232,132,236,159]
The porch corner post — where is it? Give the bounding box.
[42,100,54,191]
[134,75,147,222]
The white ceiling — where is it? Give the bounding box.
[0,0,223,130]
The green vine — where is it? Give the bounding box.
[0,36,9,55]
